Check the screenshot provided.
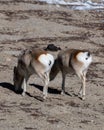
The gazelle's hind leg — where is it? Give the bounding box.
[22,77,28,96]
[39,72,50,99]
[43,72,50,99]
[61,72,66,95]
[77,71,86,100]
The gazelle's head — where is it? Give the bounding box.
[13,66,23,93]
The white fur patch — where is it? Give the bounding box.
[76,52,92,68]
[38,54,54,72]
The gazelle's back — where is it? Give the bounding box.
[31,49,54,73]
[18,48,54,75]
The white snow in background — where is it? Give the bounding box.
[39,0,104,10]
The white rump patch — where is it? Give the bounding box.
[38,54,54,72]
[76,52,92,68]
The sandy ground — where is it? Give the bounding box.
[0,0,104,130]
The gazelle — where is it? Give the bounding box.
[13,48,54,99]
[50,49,92,100]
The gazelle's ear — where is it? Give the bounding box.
[14,66,17,74]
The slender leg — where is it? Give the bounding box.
[43,72,49,99]
[78,71,86,100]
[39,72,49,99]
[78,85,82,96]
[61,72,66,95]
[82,74,86,100]
[22,78,27,96]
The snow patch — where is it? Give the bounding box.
[39,0,104,10]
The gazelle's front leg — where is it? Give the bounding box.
[22,78,27,96]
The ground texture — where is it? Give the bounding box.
[0,0,104,130]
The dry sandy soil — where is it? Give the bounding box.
[0,0,104,130]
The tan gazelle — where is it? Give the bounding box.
[13,48,54,99]
[50,49,92,100]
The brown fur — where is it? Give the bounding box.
[31,49,47,60]
[13,48,54,99]
[50,48,92,100]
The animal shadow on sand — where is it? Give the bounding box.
[0,82,61,101]
[0,82,44,102]
[0,82,61,94]
[26,83,62,101]
[0,82,72,101]
[0,82,23,94]
[29,84,73,97]
[30,83,61,95]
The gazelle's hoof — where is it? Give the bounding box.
[82,95,85,100]
[78,93,85,100]
[22,92,25,96]
[61,91,65,95]
[43,95,47,100]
